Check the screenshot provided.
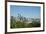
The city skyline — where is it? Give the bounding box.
[10,5,41,18]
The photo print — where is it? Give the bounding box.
[6,1,44,33]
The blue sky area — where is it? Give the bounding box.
[10,5,40,18]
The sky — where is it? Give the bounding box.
[10,5,41,18]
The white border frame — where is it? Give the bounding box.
[7,2,43,32]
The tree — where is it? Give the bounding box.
[10,16,16,28]
[31,18,40,27]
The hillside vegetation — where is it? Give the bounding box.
[10,14,40,28]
